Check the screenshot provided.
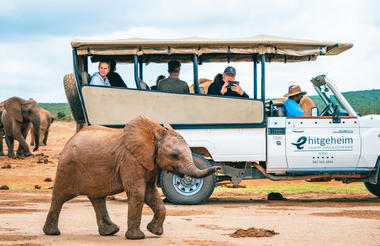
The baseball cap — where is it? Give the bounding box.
[223,66,236,76]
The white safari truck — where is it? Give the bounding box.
[65,35,380,204]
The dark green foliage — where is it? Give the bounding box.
[309,89,380,116]
[38,103,72,121]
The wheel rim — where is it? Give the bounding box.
[172,175,204,196]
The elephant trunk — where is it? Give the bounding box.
[179,161,221,179]
[31,115,40,151]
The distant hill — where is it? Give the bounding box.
[40,89,380,121]
[38,103,72,121]
[309,89,380,115]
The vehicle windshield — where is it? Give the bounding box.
[315,83,347,115]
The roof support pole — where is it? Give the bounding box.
[134,55,141,89]
[193,54,200,94]
[253,55,257,100]
[261,54,265,102]
[139,61,143,80]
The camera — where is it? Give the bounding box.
[227,81,239,89]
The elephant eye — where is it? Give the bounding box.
[170,153,180,160]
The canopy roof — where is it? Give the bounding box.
[72,35,353,63]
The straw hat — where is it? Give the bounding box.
[284,85,307,97]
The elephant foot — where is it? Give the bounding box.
[98,223,120,236]
[43,224,61,236]
[125,229,145,240]
[24,151,32,157]
[147,221,163,235]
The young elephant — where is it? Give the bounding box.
[43,116,220,240]
[30,108,55,146]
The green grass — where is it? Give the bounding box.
[214,182,368,195]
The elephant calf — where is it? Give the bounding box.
[43,116,220,240]
[30,108,54,146]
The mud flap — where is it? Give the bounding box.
[368,157,380,184]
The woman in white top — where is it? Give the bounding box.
[90,61,111,86]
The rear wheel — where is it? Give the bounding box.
[63,73,85,123]
[364,182,380,197]
[160,153,216,205]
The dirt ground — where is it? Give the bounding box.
[1,121,380,246]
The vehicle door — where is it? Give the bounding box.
[285,116,361,170]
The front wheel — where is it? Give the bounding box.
[364,182,380,197]
[160,153,216,205]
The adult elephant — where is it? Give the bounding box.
[0,102,5,156]
[0,97,40,158]
[30,108,55,146]
[43,116,221,240]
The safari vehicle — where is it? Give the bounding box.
[65,35,380,204]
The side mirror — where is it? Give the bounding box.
[332,104,341,123]
[311,107,319,116]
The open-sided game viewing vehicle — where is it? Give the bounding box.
[65,35,380,204]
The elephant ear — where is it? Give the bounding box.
[4,97,23,122]
[122,116,165,171]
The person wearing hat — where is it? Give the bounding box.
[283,85,307,117]
[207,66,248,98]
[157,60,189,93]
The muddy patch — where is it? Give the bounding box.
[0,208,46,214]
[229,227,278,238]
[0,235,38,241]
[0,227,18,232]
[183,239,239,246]
[142,208,213,216]
[311,209,380,220]
[197,224,239,231]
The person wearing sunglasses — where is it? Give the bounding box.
[283,85,306,117]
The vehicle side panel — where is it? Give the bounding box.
[81,86,264,126]
[357,116,380,168]
[178,128,266,162]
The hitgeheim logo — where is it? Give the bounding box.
[292,136,353,150]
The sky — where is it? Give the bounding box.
[0,0,379,102]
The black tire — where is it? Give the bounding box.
[160,153,216,205]
[364,182,380,197]
[63,73,85,123]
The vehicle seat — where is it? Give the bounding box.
[81,72,91,85]
[271,103,286,117]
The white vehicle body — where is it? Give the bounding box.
[65,35,380,204]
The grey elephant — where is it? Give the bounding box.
[0,97,40,158]
[0,102,5,156]
[30,108,55,146]
[43,116,220,240]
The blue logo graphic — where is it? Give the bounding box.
[292,136,307,149]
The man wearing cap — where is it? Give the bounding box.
[158,60,189,93]
[283,85,307,117]
[207,66,249,98]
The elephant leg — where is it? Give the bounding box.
[43,192,76,235]
[15,126,31,157]
[125,184,146,240]
[145,184,166,236]
[6,136,15,158]
[88,197,119,236]
[0,129,4,156]
[42,129,49,145]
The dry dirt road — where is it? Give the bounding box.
[1,121,380,246]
